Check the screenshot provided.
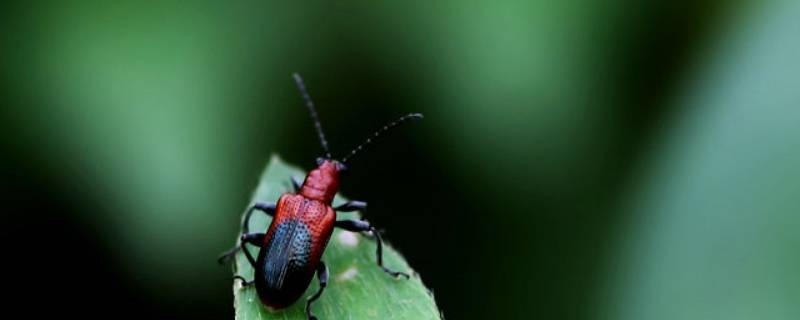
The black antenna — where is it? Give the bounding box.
[341,113,424,163]
[293,72,332,159]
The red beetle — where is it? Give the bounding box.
[219,73,422,319]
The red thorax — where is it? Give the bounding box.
[299,159,341,205]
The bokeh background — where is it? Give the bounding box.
[2,1,799,319]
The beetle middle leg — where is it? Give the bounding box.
[218,229,266,265]
[229,232,265,286]
[305,261,329,320]
[334,219,410,279]
[334,200,367,212]
[238,232,265,267]
[218,202,274,264]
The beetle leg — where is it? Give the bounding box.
[333,200,367,212]
[243,202,276,234]
[239,232,265,268]
[218,202,275,264]
[217,245,240,265]
[291,176,303,192]
[233,275,253,287]
[217,232,265,265]
[240,232,265,244]
[334,219,410,279]
[305,261,329,320]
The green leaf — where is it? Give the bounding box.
[229,155,441,320]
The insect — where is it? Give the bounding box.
[218,73,422,320]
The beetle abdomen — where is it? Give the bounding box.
[257,218,315,308]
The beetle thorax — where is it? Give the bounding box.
[299,160,340,204]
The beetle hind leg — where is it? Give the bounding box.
[305,261,329,320]
[233,275,254,287]
[334,219,410,279]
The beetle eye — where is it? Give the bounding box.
[316,157,325,166]
[335,162,348,172]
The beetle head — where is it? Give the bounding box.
[300,158,343,204]
[317,157,347,172]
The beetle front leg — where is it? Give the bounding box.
[243,202,276,234]
[291,176,303,192]
[305,261,329,320]
[334,219,410,279]
[333,200,367,212]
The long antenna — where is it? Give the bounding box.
[341,113,424,163]
[293,72,332,159]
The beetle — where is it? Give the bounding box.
[218,73,422,320]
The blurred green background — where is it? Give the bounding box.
[2,0,799,319]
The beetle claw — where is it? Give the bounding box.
[382,267,411,279]
[217,246,240,265]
